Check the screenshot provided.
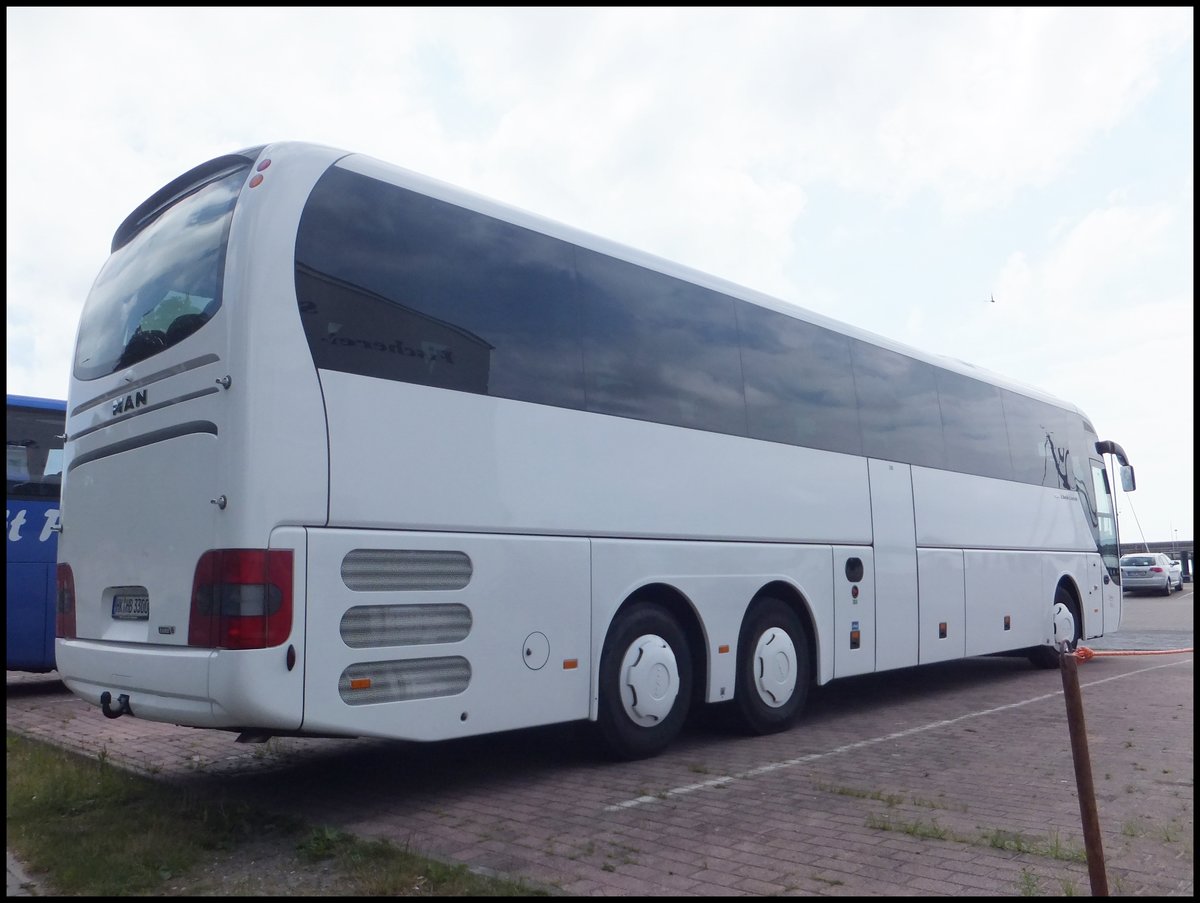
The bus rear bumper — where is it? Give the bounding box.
[55,638,301,731]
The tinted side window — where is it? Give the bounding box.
[934,370,1013,480]
[577,249,747,436]
[1002,391,1070,488]
[851,342,946,468]
[295,167,585,409]
[738,303,861,455]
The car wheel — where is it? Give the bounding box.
[1161,577,1172,596]
[596,602,692,760]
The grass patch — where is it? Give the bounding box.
[865,813,948,839]
[7,732,547,896]
[1017,868,1041,895]
[820,782,904,808]
[862,808,1086,865]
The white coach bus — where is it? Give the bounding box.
[55,142,1136,759]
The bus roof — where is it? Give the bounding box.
[7,395,67,412]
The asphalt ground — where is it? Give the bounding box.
[8,590,1193,896]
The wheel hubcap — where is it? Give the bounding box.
[1052,601,1076,649]
[620,634,679,726]
[752,626,797,708]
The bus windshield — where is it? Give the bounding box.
[6,399,65,500]
[72,164,248,380]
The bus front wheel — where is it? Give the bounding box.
[1029,586,1080,669]
[734,597,811,735]
[596,603,692,760]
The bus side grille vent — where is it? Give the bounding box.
[340,604,472,648]
[338,657,471,705]
[341,549,472,591]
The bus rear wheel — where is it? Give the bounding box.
[596,603,693,760]
[1029,586,1080,669]
[734,597,811,735]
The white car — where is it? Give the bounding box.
[1120,553,1183,595]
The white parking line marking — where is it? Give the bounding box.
[603,656,1192,811]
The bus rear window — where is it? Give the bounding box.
[73,165,247,381]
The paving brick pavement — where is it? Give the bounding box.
[7,594,1193,896]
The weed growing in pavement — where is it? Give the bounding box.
[565,840,595,860]
[820,782,904,808]
[910,793,966,812]
[1016,869,1041,895]
[605,842,639,866]
[811,873,845,886]
[298,824,350,861]
[863,811,1086,865]
[865,813,948,839]
[1045,830,1085,863]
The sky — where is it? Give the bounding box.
[6,7,1194,545]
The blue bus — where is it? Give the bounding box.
[7,394,66,673]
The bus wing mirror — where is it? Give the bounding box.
[1120,465,1136,493]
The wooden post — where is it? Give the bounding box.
[1059,644,1109,896]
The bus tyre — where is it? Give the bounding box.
[597,604,692,761]
[734,597,810,735]
[1028,587,1080,669]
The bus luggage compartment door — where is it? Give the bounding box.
[301,529,591,742]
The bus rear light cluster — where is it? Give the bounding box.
[55,563,77,639]
[188,549,293,649]
[249,158,271,188]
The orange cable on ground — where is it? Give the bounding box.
[1073,645,1193,662]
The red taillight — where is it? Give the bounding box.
[1149,566,1164,573]
[188,549,293,649]
[55,563,77,639]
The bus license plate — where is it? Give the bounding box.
[112,594,149,620]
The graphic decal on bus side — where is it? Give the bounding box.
[6,506,60,544]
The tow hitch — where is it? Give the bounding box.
[100,691,133,719]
